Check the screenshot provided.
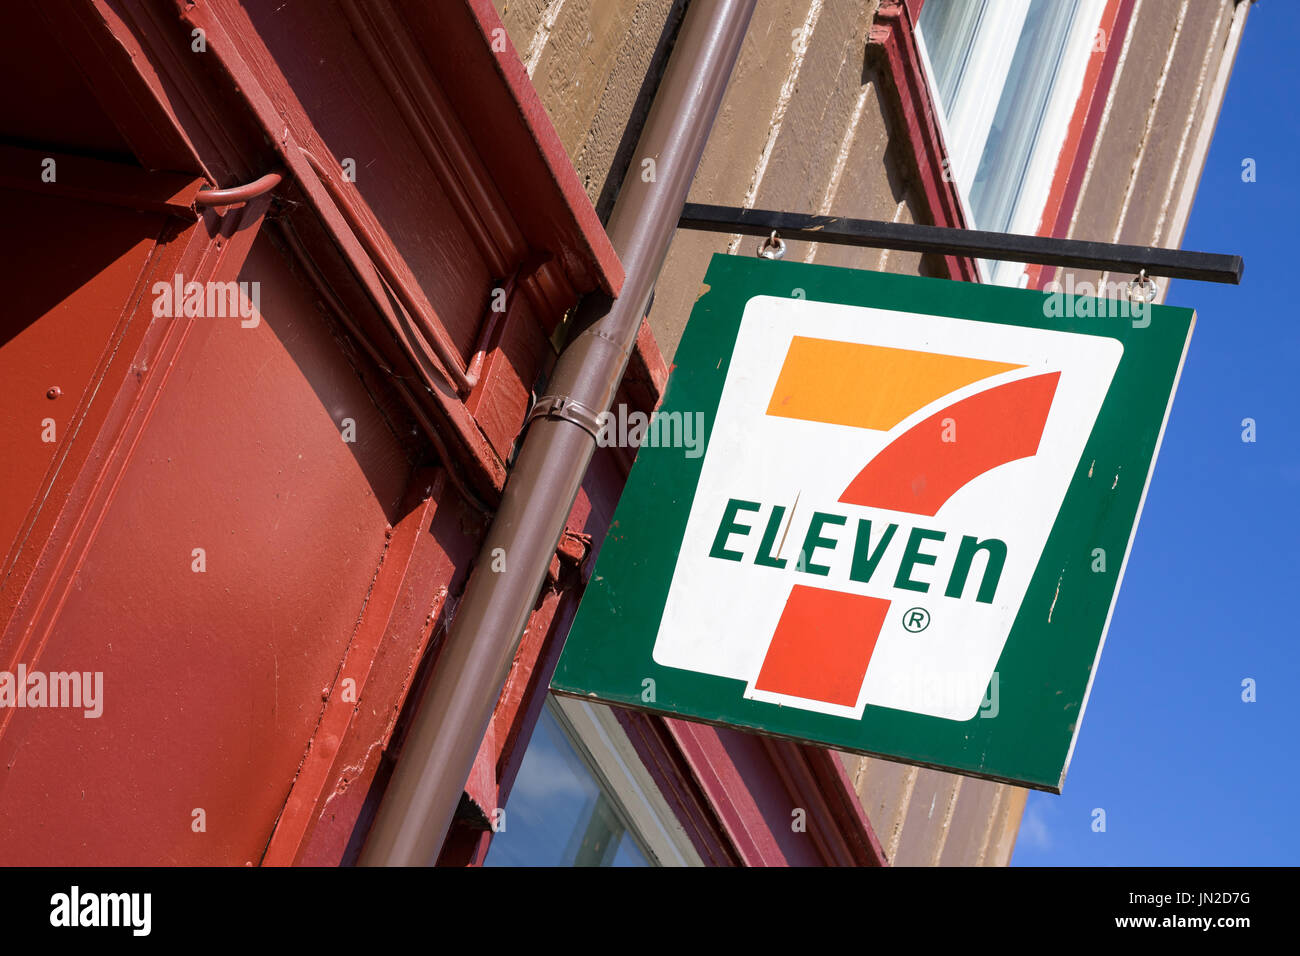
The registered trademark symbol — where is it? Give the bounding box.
[903,607,930,633]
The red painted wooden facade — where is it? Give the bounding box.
[1,0,882,866]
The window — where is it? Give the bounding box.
[483,697,701,866]
[917,0,1108,286]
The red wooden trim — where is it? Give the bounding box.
[648,720,888,866]
[396,0,623,299]
[765,742,888,866]
[170,0,509,498]
[37,0,220,180]
[867,1,979,282]
[332,1,582,331]
[264,477,472,866]
[1025,0,1134,290]
[663,719,791,864]
[613,710,743,866]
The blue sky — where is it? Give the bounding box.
[1013,0,1299,866]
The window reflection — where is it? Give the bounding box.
[483,699,650,867]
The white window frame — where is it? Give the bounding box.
[916,0,1108,287]
[550,695,705,867]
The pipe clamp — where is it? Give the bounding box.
[525,395,605,440]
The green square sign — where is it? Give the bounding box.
[552,254,1194,792]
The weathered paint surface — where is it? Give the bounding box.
[0,0,619,865]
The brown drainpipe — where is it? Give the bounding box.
[359,0,757,866]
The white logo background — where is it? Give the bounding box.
[652,296,1123,721]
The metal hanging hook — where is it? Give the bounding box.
[757,230,786,260]
[1126,268,1158,303]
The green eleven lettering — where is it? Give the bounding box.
[707,498,1006,604]
[800,512,845,576]
[708,498,760,562]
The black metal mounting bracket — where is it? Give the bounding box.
[678,203,1243,284]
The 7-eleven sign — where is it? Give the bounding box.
[553,255,1194,792]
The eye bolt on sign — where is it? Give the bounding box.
[552,254,1195,792]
